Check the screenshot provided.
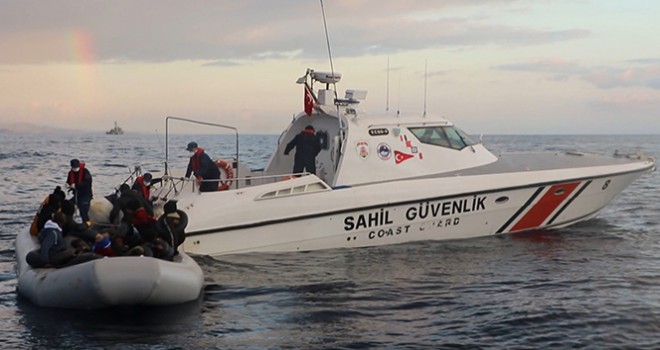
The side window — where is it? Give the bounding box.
[410,126,475,150]
[410,127,450,147]
[447,127,476,148]
[444,127,467,149]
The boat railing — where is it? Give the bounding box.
[164,116,240,185]
[221,171,313,184]
[156,172,315,198]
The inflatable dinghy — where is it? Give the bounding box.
[15,227,204,309]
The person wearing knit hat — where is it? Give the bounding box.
[157,200,186,255]
[92,233,116,257]
[163,199,177,215]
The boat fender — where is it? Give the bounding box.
[215,160,234,191]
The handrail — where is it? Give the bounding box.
[165,171,313,184]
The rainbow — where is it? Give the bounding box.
[69,28,96,64]
[67,28,98,106]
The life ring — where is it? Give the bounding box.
[215,159,234,191]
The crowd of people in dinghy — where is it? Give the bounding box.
[27,166,187,269]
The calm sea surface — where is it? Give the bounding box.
[0,131,659,349]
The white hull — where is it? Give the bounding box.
[176,155,653,257]
[15,228,204,309]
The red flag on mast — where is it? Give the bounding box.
[304,84,314,116]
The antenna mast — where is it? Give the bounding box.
[386,57,390,112]
[319,0,345,136]
[423,59,427,117]
[320,0,338,103]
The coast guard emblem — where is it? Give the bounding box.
[356,141,369,159]
[377,143,391,160]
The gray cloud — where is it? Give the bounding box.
[494,58,584,74]
[0,0,590,64]
[628,58,660,65]
[494,57,660,90]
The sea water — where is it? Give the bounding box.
[1,132,659,349]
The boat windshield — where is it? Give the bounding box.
[409,126,476,150]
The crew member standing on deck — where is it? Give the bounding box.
[284,125,321,176]
[66,158,93,223]
[185,142,221,192]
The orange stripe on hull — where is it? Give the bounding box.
[510,182,581,232]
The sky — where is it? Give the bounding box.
[1,0,659,134]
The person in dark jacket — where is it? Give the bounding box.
[124,198,159,243]
[156,200,187,256]
[60,199,97,242]
[185,142,221,192]
[66,158,93,222]
[284,125,321,175]
[109,184,154,224]
[29,186,66,236]
[26,213,73,268]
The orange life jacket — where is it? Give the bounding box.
[135,176,150,200]
[67,162,86,185]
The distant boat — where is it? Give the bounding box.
[106,121,124,135]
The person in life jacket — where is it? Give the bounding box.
[29,186,66,236]
[284,125,322,176]
[131,172,162,202]
[66,158,93,223]
[185,142,221,192]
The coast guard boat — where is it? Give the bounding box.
[156,68,655,257]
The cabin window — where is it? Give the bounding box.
[258,181,331,200]
[409,126,476,150]
[276,188,292,196]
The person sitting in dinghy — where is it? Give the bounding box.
[92,232,117,257]
[124,198,162,244]
[109,184,154,225]
[29,186,66,236]
[115,199,174,260]
[284,125,321,176]
[60,199,97,243]
[131,172,162,202]
[26,213,74,268]
[185,141,221,192]
[156,200,187,256]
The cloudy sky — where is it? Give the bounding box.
[1,0,659,134]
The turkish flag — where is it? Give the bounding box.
[394,150,414,164]
[304,84,314,116]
